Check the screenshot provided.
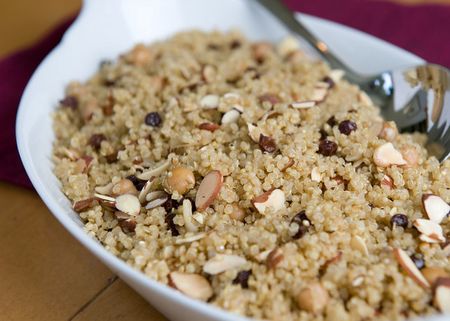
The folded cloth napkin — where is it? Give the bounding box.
[0,1,449,189]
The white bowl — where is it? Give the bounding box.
[16,1,446,320]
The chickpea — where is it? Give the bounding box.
[166,167,195,195]
[111,179,138,196]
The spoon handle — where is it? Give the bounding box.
[255,0,358,78]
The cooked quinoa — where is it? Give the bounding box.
[52,31,450,321]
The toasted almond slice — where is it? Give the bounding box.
[413,219,446,243]
[168,272,213,301]
[73,198,96,213]
[174,232,207,245]
[291,100,316,109]
[373,143,407,167]
[137,159,171,180]
[198,122,220,132]
[145,190,167,202]
[329,69,345,83]
[350,236,369,256]
[266,247,284,269]
[380,174,394,189]
[138,179,155,204]
[311,167,322,182]
[277,36,300,57]
[247,123,265,143]
[434,278,450,314]
[393,248,430,288]
[145,193,169,210]
[422,194,450,224]
[311,88,328,102]
[221,109,241,124]
[252,189,285,215]
[94,183,113,195]
[200,94,220,109]
[182,199,198,233]
[94,193,116,208]
[195,170,223,211]
[115,194,141,216]
[420,234,442,244]
[203,254,247,275]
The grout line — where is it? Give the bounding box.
[68,275,118,321]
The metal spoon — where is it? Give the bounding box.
[256,0,450,161]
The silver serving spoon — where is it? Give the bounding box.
[256,0,450,161]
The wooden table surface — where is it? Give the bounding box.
[0,0,447,320]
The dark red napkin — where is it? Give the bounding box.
[1,1,449,189]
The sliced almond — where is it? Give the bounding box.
[380,174,394,189]
[174,232,207,245]
[203,254,247,275]
[252,189,285,215]
[115,194,141,216]
[373,142,407,167]
[434,278,450,314]
[311,87,328,102]
[94,183,113,195]
[422,267,449,286]
[297,282,329,313]
[277,36,300,57]
[198,122,220,132]
[145,190,167,202]
[145,193,169,210]
[221,108,241,125]
[73,198,96,213]
[200,94,220,109]
[260,111,282,121]
[266,247,284,269]
[168,272,213,301]
[137,159,171,180]
[247,123,265,143]
[138,179,155,204]
[422,194,450,224]
[350,236,369,256]
[393,248,430,288]
[195,170,223,211]
[94,193,116,208]
[182,199,198,233]
[420,234,442,244]
[311,167,322,182]
[291,100,316,109]
[413,219,445,243]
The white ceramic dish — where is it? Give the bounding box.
[16,1,447,320]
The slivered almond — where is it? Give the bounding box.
[73,198,96,212]
[94,193,116,208]
[182,199,197,233]
[195,170,223,211]
[420,234,442,244]
[168,272,213,301]
[137,159,171,180]
[291,100,316,109]
[145,193,169,210]
[174,232,207,245]
[94,183,113,195]
[203,254,247,275]
[422,194,450,224]
[247,123,265,143]
[350,236,369,256]
[311,88,328,102]
[145,190,167,202]
[434,278,450,314]
[311,167,322,182]
[373,143,407,167]
[115,194,141,216]
[252,189,285,215]
[393,248,430,288]
[200,94,220,109]
[138,179,154,203]
[380,174,394,189]
[413,219,446,243]
[198,122,220,132]
[266,247,284,269]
